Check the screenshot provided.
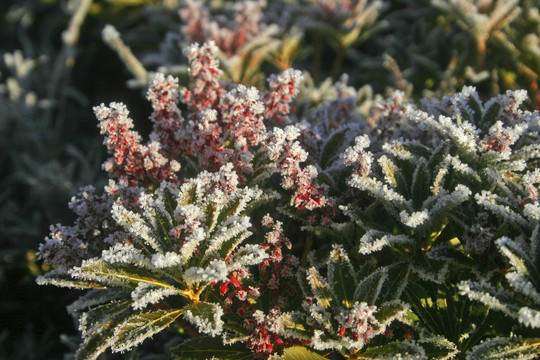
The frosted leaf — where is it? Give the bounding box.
[523,203,540,222]
[442,154,480,180]
[466,336,540,360]
[183,260,229,285]
[475,191,528,227]
[399,210,429,228]
[518,307,540,328]
[359,230,414,254]
[382,140,416,162]
[69,258,132,288]
[506,272,540,305]
[131,283,179,310]
[101,243,152,268]
[151,252,183,268]
[67,289,130,315]
[426,184,471,219]
[112,201,162,253]
[203,216,252,259]
[409,109,479,154]
[412,261,449,284]
[458,280,515,317]
[227,244,269,270]
[348,175,411,209]
[183,302,224,337]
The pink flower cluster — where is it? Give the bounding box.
[259,215,298,307]
[335,302,378,344]
[263,69,304,125]
[182,41,224,111]
[147,73,184,158]
[95,102,180,186]
[245,309,285,358]
[264,126,328,210]
[181,0,266,57]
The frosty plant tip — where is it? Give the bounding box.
[37,41,540,359]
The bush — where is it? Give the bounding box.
[2,0,540,359]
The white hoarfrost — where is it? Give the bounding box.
[183,259,229,285]
[131,283,179,310]
[183,302,224,337]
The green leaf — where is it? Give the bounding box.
[405,282,446,339]
[375,301,408,327]
[79,300,132,338]
[306,267,335,309]
[327,246,357,309]
[481,101,501,128]
[36,270,105,289]
[426,143,448,175]
[355,263,410,305]
[111,308,183,353]
[75,326,117,360]
[67,289,131,315]
[466,92,483,124]
[320,127,347,169]
[411,161,430,208]
[466,337,540,360]
[407,282,495,347]
[417,336,458,360]
[216,198,242,227]
[74,299,134,360]
[354,265,389,305]
[217,227,252,261]
[182,302,223,336]
[281,346,329,360]
[358,341,425,359]
[377,263,411,302]
[74,259,174,290]
[171,337,252,359]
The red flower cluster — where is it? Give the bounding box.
[245,309,285,358]
[181,0,266,57]
[264,126,328,210]
[95,102,180,186]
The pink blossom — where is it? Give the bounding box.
[181,0,266,57]
[95,102,179,186]
[182,41,225,111]
[263,69,304,125]
[147,73,184,158]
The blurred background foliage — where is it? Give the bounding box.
[1,0,540,358]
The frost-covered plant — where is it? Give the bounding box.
[429,0,540,103]
[296,0,386,50]
[37,41,540,360]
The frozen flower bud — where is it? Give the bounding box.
[94,102,179,185]
[183,41,224,111]
[37,224,87,270]
[263,69,304,125]
[147,73,184,158]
